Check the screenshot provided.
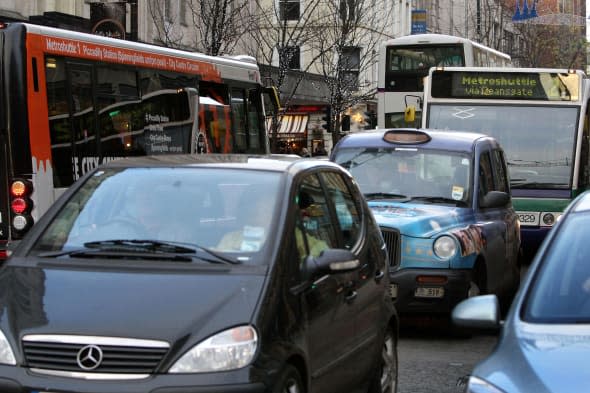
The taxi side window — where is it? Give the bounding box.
[296,175,337,258]
[319,171,361,249]
[492,149,509,192]
[478,152,495,202]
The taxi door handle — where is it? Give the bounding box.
[345,290,357,303]
[375,270,385,282]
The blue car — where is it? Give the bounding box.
[453,190,590,392]
[331,128,521,316]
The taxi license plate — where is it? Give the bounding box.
[414,286,444,298]
[389,283,398,298]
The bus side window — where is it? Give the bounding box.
[231,88,247,152]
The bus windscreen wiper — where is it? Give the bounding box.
[510,181,567,189]
[39,240,240,265]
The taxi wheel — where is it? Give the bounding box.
[272,364,305,393]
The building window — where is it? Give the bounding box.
[279,46,301,70]
[280,0,300,21]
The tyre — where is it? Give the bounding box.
[272,364,305,393]
[368,327,398,393]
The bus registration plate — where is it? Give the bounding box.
[414,286,444,298]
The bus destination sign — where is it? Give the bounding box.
[431,71,579,101]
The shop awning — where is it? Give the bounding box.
[266,114,309,135]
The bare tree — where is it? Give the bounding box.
[147,0,249,55]
[467,0,586,69]
[186,0,250,56]
[315,0,395,144]
[243,0,330,151]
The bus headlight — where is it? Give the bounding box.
[542,213,555,226]
[169,325,257,373]
[433,235,457,259]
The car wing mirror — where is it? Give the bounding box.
[306,249,360,276]
[452,294,501,331]
[480,190,510,208]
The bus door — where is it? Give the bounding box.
[67,63,97,182]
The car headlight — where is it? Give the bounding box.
[169,325,257,373]
[466,376,506,393]
[0,330,16,365]
[433,235,457,259]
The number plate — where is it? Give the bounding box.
[414,286,444,298]
[516,211,540,226]
[389,283,398,298]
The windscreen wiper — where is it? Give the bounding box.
[38,239,240,265]
[510,182,567,189]
[364,192,408,201]
[409,196,468,206]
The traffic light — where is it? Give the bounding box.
[9,178,34,237]
[321,106,332,132]
[364,110,377,130]
[341,114,351,132]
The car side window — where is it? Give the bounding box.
[295,174,337,258]
[478,152,494,202]
[319,171,361,249]
[492,149,509,192]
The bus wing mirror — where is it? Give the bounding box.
[404,105,416,123]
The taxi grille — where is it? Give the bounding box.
[22,338,168,374]
[380,227,400,267]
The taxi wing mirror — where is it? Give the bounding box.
[480,191,510,208]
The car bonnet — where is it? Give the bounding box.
[0,262,265,345]
[368,201,472,238]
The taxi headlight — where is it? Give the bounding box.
[0,330,16,365]
[433,235,457,259]
[169,325,257,373]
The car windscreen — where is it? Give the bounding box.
[31,167,282,265]
[522,212,590,323]
[333,147,472,205]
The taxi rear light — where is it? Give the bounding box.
[383,130,431,144]
[416,275,448,284]
[0,249,9,259]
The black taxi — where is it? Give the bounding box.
[331,129,521,318]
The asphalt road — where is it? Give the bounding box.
[397,323,499,393]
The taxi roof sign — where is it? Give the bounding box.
[383,130,431,144]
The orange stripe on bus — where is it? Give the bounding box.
[27,32,222,82]
[26,42,52,163]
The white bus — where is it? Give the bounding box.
[422,66,590,263]
[377,34,511,128]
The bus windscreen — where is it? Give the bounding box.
[430,71,580,101]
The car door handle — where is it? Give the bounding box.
[375,270,385,282]
[345,290,357,303]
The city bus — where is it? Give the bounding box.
[378,34,511,129]
[0,22,278,258]
[422,66,590,263]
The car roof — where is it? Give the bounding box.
[100,154,344,173]
[335,128,494,153]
